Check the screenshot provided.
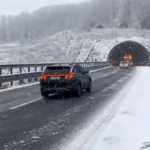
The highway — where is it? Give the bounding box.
[0,67,134,150]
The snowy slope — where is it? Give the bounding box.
[87,36,150,61]
[1,29,150,64]
[62,67,150,150]
[0,31,97,64]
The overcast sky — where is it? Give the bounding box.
[0,0,88,15]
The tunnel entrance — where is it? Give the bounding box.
[108,41,149,66]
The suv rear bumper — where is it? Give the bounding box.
[41,87,74,94]
[120,66,129,68]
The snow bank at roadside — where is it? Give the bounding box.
[87,67,150,150]
[62,67,150,150]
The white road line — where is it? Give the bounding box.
[90,66,112,73]
[9,98,42,110]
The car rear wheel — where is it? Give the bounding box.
[86,80,92,93]
[74,84,82,97]
[41,91,49,98]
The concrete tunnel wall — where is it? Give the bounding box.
[107,40,150,65]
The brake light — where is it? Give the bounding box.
[41,74,75,79]
[40,75,47,79]
[65,74,75,79]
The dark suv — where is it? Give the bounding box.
[40,64,92,98]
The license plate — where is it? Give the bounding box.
[50,77,60,80]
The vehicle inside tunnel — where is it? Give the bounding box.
[108,41,150,66]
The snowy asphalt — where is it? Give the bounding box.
[0,67,134,150]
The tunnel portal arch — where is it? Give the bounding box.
[107,40,149,66]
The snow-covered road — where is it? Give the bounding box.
[63,67,150,150]
[0,67,132,150]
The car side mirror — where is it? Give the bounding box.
[83,70,89,74]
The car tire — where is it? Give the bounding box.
[86,80,92,93]
[41,91,49,98]
[74,84,82,97]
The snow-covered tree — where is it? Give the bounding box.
[0,0,150,42]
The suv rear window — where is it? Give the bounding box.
[44,66,70,74]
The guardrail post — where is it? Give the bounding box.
[35,66,37,72]
[35,66,38,81]
[0,68,2,87]
[28,67,30,73]
[20,67,22,73]
[41,65,44,72]
[19,67,24,84]
[10,68,13,86]
[28,67,32,83]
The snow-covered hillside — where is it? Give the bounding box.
[0,31,97,64]
[87,36,150,61]
[1,28,150,64]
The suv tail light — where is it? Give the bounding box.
[65,73,75,79]
[41,73,75,79]
[40,75,47,79]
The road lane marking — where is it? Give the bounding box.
[9,98,42,110]
[90,66,112,73]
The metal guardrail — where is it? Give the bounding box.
[0,62,108,69]
[0,72,42,83]
[0,62,109,87]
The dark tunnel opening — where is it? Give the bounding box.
[108,41,149,66]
